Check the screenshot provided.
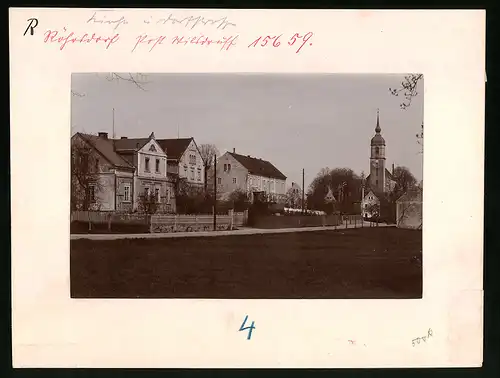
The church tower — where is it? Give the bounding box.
[369,109,386,192]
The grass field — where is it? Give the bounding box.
[70,227,422,299]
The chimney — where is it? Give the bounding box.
[121,136,128,139]
[98,132,108,139]
[233,148,235,153]
[392,163,395,175]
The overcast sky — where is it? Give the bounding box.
[72,73,423,190]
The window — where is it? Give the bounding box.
[144,187,150,197]
[184,165,188,175]
[233,177,237,184]
[145,157,150,172]
[124,184,131,202]
[228,164,231,171]
[88,184,96,202]
[217,177,222,184]
[375,147,380,155]
[197,169,201,181]
[224,164,227,172]
[190,168,195,180]
[155,159,160,173]
[375,180,379,185]
[376,167,379,176]
[155,188,160,202]
[189,154,196,165]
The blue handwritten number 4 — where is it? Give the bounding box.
[239,315,256,340]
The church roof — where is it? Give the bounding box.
[371,110,385,146]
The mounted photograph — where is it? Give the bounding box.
[70,73,424,299]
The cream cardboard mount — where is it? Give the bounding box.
[9,8,484,368]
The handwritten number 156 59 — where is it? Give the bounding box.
[239,315,256,340]
[248,32,313,54]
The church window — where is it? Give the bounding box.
[376,167,379,176]
[375,147,379,155]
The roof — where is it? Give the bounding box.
[228,152,287,180]
[371,134,385,145]
[371,110,385,145]
[364,189,391,206]
[156,138,193,160]
[396,189,423,203]
[75,133,134,169]
[112,138,150,151]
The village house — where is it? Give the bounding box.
[156,137,205,188]
[71,131,177,213]
[211,149,287,202]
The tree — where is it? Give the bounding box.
[307,167,362,214]
[71,136,104,211]
[138,192,159,215]
[285,187,302,208]
[389,74,424,153]
[391,166,417,200]
[228,189,251,212]
[416,122,424,155]
[175,177,213,214]
[199,144,220,193]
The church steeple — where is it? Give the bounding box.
[375,108,381,133]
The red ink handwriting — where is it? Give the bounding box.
[43,28,119,50]
[132,34,167,52]
[131,33,238,52]
[248,32,314,54]
[171,34,238,51]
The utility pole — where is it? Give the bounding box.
[213,155,217,231]
[302,168,305,214]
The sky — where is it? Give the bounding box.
[71,73,424,190]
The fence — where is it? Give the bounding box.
[150,214,233,233]
[250,213,364,230]
[71,209,249,234]
[71,211,148,224]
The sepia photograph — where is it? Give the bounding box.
[70,73,424,299]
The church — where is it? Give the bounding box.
[361,110,397,219]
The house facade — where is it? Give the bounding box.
[157,137,205,187]
[212,149,287,202]
[71,131,177,213]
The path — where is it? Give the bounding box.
[70,222,392,240]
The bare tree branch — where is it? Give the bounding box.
[104,72,149,91]
[71,90,86,97]
[389,74,423,110]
